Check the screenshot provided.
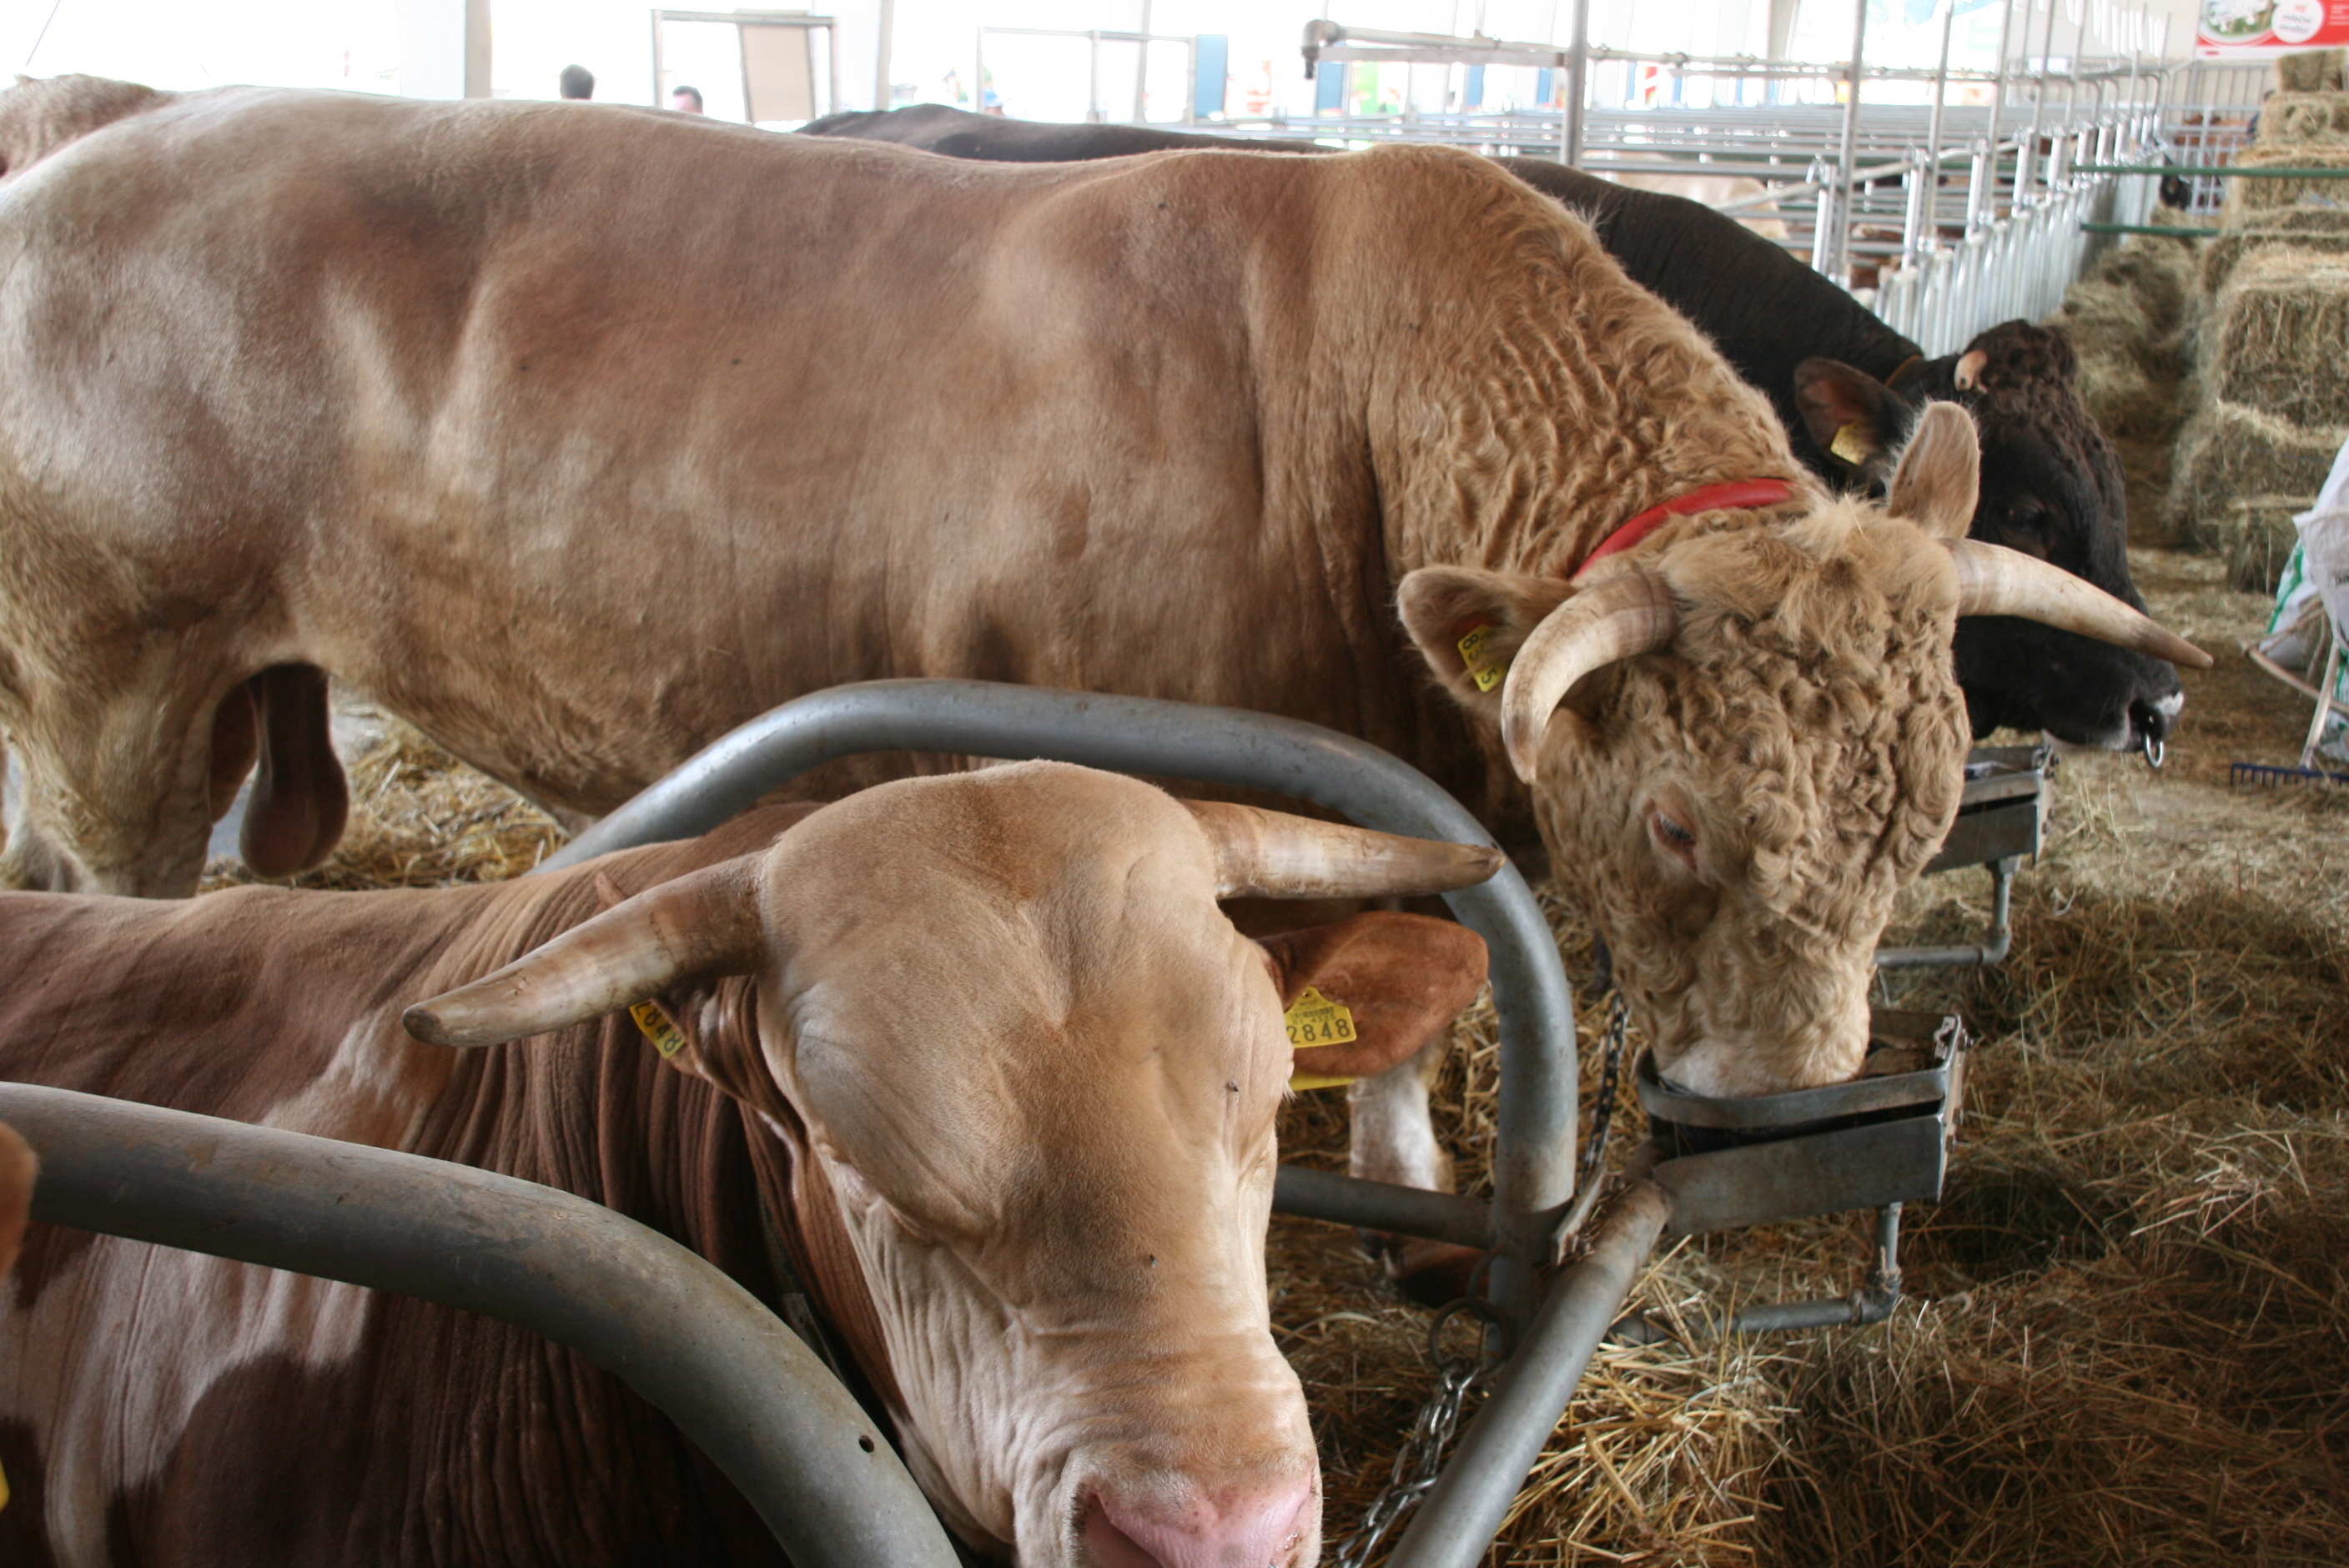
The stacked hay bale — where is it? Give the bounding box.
[2047,227,2200,531]
[2167,48,2349,589]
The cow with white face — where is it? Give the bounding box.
[0,764,1501,1566]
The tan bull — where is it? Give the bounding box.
[0,763,1501,1565]
[0,78,2201,1124]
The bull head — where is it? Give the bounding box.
[1400,404,2208,1098]
[406,764,1501,1567]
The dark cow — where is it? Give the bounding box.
[0,764,1501,1565]
[799,106,2185,756]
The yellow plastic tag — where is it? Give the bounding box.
[1829,420,1874,466]
[1,1454,9,1513]
[630,1000,688,1061]
[1456,625,1506,693]
[1286,1069,1357,1093]
[1285,986,1358,1048]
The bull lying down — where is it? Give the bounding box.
[0,763,1502,1566]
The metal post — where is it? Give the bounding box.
[0,1083,959,1567]
[1133,0,1152,122]
[1910,0,1958,264]
[1562,0,1587,164]
[2018,0,2055,204]
[541,681,1580,1339]
[874,0,896,110]
[1975,0,2019,229]
[1828,0,1870,281]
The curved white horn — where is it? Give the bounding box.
[404,859,765,1048]
[1184,802,1504,900]
[1944,539,2213,670]
[1498,572,1678,784]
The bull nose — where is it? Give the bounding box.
[1079,1475,1316,1568]
[2130,690,2184,766]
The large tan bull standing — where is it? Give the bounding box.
[0,77,2201,1133]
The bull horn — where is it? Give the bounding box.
[1944,539,2213,669]
[404,858,765,1048]
[1185,802,1504,900]
[1499,571,1678,784]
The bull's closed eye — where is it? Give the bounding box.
[1649,807,1698,867]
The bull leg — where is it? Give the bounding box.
[1346,1041,1482,1306]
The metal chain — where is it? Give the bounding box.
[1328,1299,1506,1568]
[1577,990,1631,1193]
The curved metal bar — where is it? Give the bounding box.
[0,1083,959,1568]
[541,679,1578,1332]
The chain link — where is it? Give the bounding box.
[1577,990,1631,1193]
[1327,1299,1506,1568]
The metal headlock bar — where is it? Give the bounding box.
[544,678,1582,1347]
[0,1083,959,1567]
[539,677,1975,1567]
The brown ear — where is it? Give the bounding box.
[239,665,349,878]
[1257,912,1488,1083]
[1396,566,1572,718]
[1793,359,1902,480]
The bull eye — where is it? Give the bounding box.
[1649,807,1698,864]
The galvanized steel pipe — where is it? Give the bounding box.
[1384,1179,1673,1568]
[0,1083,959,1567]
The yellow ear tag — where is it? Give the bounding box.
[1456,624,1506,694]
[1285,987,1361,1092]
[630,1000,688,1061]
[1,1454,9,1513]
[1829,421,1874,467]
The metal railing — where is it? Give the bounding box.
[0,1082,959,1565]
[545,678,1621,1567]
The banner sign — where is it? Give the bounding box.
[2197,0,2349,57]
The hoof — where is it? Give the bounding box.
[1388,1239,1485,1308]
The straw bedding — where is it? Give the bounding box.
[198,552,2349,1564]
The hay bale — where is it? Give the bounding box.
[2221,143,2349,221]
[2221,496,2309,591]
[2258,90,2349,146]
[2275,46,2346,93]
[2050,236,2198,441]
[2201,204,2349,294]
[2205,247,2349,426]
[2167,399,2342,548]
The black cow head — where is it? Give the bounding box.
[1793,320,2183,756]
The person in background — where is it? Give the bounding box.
[558,63,594,100]
[671,83,703,113]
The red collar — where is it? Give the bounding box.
[1570,479,1796,581]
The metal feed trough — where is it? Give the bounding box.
[14,679,1973,1565]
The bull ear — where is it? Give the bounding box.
[1396,566,1571,717]
[1887,401,1980,540]
[1257,913,1488,1088]
[1793,359,1902,480]
[404,857,766,1047]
